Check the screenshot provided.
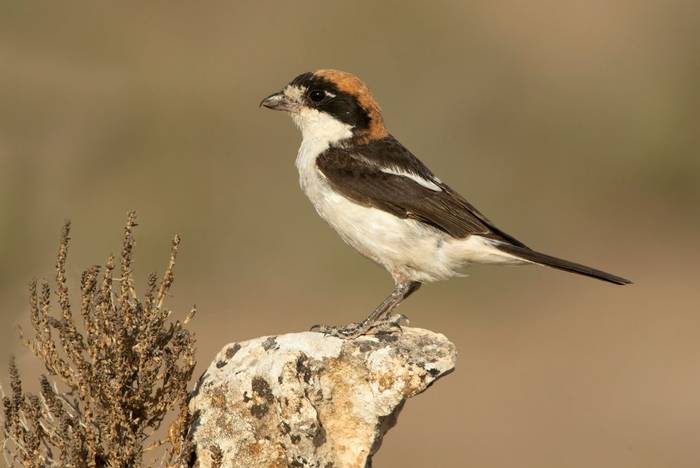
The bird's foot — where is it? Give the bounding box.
[310,314,409,340]
[371,313,409,336]
[310,322,366,339]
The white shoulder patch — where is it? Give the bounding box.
[380,167,443,191]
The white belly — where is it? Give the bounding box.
[295,139,523,283]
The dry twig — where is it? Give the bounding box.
[1,212,197,467]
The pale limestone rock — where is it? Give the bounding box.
[190,327,456,468]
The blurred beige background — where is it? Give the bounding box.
[1,1,699,466]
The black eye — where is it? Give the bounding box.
[309,89,326,102]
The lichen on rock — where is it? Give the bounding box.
[190,328,456,468]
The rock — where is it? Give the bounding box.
[189,327,456,468]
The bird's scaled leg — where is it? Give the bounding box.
[311,281,422,339]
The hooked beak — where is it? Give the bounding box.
[259,91,297,112]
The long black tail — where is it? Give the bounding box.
[496,243,632,285]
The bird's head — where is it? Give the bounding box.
[260,69,388,144]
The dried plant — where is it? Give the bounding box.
[1,212,197,467]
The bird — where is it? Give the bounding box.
[260,69,631,338]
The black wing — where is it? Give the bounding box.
[316,136,526,246]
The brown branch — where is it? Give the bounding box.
[1,213,197,467]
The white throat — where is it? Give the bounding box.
[295,114,352,142]
[292,108,353,204]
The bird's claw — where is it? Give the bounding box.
[372,313,409,336]
[310,314,409,340]
[310,322,365,339]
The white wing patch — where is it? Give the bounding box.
[380,167,443,191]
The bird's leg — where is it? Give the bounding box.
[357,281,421,329]
[312,281,422,339]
